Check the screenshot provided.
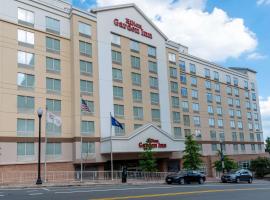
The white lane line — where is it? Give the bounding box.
[42,188,50,191]
[0,195,4,197]
[29,193,43,196]
[27,190,39,193]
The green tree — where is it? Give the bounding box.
[265,137,270,154]
[139,138,157,172]
[250,157,270,178]
[182,135,203,170]
[213,150,238,172]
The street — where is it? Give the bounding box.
[0,182,270,200]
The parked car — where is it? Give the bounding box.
[165,170,206,184]
[221,169,253,183]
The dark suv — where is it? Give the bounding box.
[221,169,253,183]
[166,171,206,184]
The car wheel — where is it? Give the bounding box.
[222,180,227,183]
[235,177,240,183]
[166,181,172,184]
[179,178,185,185]
[198,178,204,184]
[248,178,252,184]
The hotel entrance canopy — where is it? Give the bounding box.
[100,123,185,154]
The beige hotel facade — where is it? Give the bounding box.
[0,0,265,176]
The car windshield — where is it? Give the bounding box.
[229,169,243,174]
[177,171,187,175]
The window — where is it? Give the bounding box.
[192,103,199,112]
[251,93,256,101]
[251,144,256,151]
[18,8,34,25]
[115,124,125,136]
[234,88,239,96]
[209,118,215,127]
[250,133,255,141]
[208,105,214,114]
[182,101,189,112]
[210,130,216,140]
[80,80,93,95]
[149,77,158,89]
[215,95,221,104]
[206,93,213,102]
[112,68,122,81]
[232,132,237,141]
[150,93,159,105]
[226,75,231,84]
[80,60,93,77]
[190,64,196,74]
[79,41,92,57]
[170,67,177,78]
[82,142,95,154]
[230,120,236,128]
[233,77,238,86]
[81,100,94,114]
[227,98,233,106]
[46,99,61,113]
[213,71,219,81]
[132,90,142,102]
[17,73,34,89]
[172,112,181,123]
[168,53,176,63]
[46,143,61,155]
[131,56,140,69]
[246,101,251,109]
[181,87,188,97]
[216,107,222,115]
[236,110,242,118]
[114,104,124,117]
[251,82,255,90]
[238,121,243,129]
[113,86,123,99]
[233,144,238,151]
[235,99,240,107]
[204,68,210,78]
[18,29,34,45]
[79,22,91,37]
[214,83,220,92]
[47,78,61,93]
[247,112,252,119]
[174,127,182,139]
[229,109,234,117]
[244,80,248,89]
[255,123,260,131]
[257,133,261,142]
[18,51,34,67]
[248,123,253,130]
[169,97,179,109]
[245,91,249,99]
[170,81,178,93]
[132,73,141,85]
[241,144,245,152]
[149,61,157,73]
[151,109,160,121]
[193,116,200,126]
[133,107,143,120]
[239,132,244,141]
[190,76,197,86]
[205,80,211,89]
[226,86,232,95]
[47,57,61,73]
[17,143,34,156]
[46,17,60,34]
[17,119,34,136]
[195,129,202,139]
[46,120,61,135]
[191,90,198,99]
[111,34,120,46]
[17,95,34,113]
[112,50,122,64]
[258,144,262,151]
[180,74,187,84]
[130,40,140,51]
[253,103,257,110]
[46,37,60,53]
[148,46,156,57]
[183,115,190,126]
[134,124,142,130]
[212,144,218,151]
[217,119,224,127]
[254,113,258,120]
[179,60,185,71]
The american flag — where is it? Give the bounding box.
[81,98,91,112]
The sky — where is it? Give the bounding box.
[70,0,270,139]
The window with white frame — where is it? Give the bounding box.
[230,120,235,128]
[80,60,92,75]
[47,78,61,93]
[182,101,189,112]
[237,121,243,129]
[173,111,181,123]
[171,96,180,108]
[112,68,123,81]
[209,118,215,127]
[80,80,93,95]
[82,142,95,154]
[46,143,61,155]
[18,51,35,67]
[113,86,123,99]
[114,104,124,117]
[17,119,34,136]
[148,46,156,57]
[18,8,34,25]
[17,73,35,89]
[46,16,60,34]
[150,92,159,105]
[208,105,214,114]
[111,33,120,46]
[47,57,61,73]
[132,90,142,102]
[130,40,140,51]
[17,142,34,156]
[133,107,144,120]
[79,22,91,37]
[168,53,176,63]
[18,29,34,45]
[193,116,200,126]
[151,109,160,121]
[217,119,224,127]
[216,107,222,115]
[46,99,61,113]
[236,110,242,118]
[192,103,199,112]
[191,89,198,99]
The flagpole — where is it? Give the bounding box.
[44,107,47,183]
[110,112,113,181]
[80,96,83,183]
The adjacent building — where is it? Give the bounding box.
[0,0,265,176]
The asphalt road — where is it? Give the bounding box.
[1,182,270,200]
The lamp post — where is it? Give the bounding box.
[220,141,225,174]
[36,107,43,185]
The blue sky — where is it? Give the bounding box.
[70,0,270,138]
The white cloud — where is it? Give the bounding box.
[96,0,258,62]
[247,52,267,60]
[257,0,270,5]
[259,96,270,139]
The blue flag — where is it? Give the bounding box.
[111,116,123,129]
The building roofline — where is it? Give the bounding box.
[91,3,168,40]
[229,67,257,74]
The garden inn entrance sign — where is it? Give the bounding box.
[113,18,153,39]
[138,138,167,149]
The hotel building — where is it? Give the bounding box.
[0,0,265,176]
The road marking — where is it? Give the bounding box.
[91,187,270,200]
[29,193,43,196]
[0,195,4,197]
[43,188,50,191]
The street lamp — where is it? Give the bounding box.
[36,107,43,185]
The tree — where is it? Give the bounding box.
[213,150,238,172]
[182,135,203,170]
[265,137,270,154]
[250,157,270,178]
[139,138,157,172]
